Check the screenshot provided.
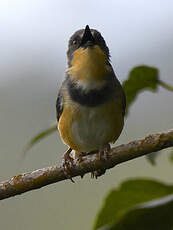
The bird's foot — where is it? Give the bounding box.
[76,152,87,179]
[62,148,75,183]
[98,143,111,161]
[91,169,106,179]
[91,144,111,179]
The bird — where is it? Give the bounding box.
[56,25,126,179]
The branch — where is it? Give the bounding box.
[159,80,173,92]
[1,129,173,201]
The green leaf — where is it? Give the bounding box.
[159,80,173,92]
[22,125,57,156]
[122,65,159,114]
[93,179,173,230]
[106,194,173,230]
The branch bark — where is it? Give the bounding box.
[1,129,173,201]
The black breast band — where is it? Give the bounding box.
[67,79,114,107]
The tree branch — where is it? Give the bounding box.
[1,129,173,201]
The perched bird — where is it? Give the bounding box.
[56,25,126,178]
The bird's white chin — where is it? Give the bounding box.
[74,78,105,92]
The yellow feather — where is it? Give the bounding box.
[58,97,123,152]
[68,45,111,83]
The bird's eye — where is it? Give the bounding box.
[72,40,77,45]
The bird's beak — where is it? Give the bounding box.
[80,25,95,47]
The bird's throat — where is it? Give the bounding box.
[68,45,110,82]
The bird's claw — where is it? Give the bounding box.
[91,144,111,179]
[62,148,75,183]
[98,144,111,161]
[91,169,106,179]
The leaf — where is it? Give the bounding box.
[106,194,173,230]
[159,80,173,92]
[122,65,159,114]
[23,125,57,156]
[93,179,173,230]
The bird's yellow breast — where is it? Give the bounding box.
[58,97,124,153]
[68,45,111,84]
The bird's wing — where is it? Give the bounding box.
[121,89,126,116]
[111,68,126,117]
[56,90,63,122]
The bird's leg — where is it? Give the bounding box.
[74,151,83,163]
[62,148,75,183]
[77,151,91,163]
[75,151,87,178]
[98,143,111,161]
[91,144,111,179]
[63,148,74,165]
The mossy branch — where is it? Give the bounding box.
[1,129,173,201]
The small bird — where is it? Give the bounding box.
[56,25,126,179]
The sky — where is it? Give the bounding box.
[0,0,173,84]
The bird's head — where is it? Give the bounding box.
[67,25,110,68]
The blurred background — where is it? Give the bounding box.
[0,0,173,229]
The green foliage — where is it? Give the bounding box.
[93,179,173,230]
[122,65,159,114]
[105,195,173,230]
[23,125,57,156]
